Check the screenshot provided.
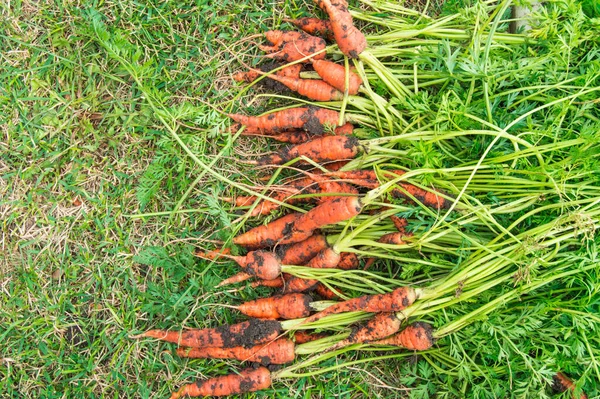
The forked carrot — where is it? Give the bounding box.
[136,319,282,348]
[169,366,271,398]
[236,293,313,319]
[175,338,295,365]
[258,72,345,101]
[372,322,435,351]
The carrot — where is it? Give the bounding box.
[390,215,408,232]
[284,17,334,40]
[175,338,295,365]
[197,250,282,281]
[392,186,453,210]
[338,252,359,270]
[233,212,302,248]
[282,276,320,293]
[314,0,367,58]
[236,293,313,319]
[259,73,345,101]
[315,282,342,299]
[284,196,363,244]
[195,247,231,260]
[229,106,342,135]
[233,63,302,83]
[262,33,326,62]
[299,286,418,325]
[301,173,360,203]
[256,135,362,166]
[378,232,409,245]
[225,190,303,217]
[372,322,435,350]
[293,330,329,344]
[137,319,282,349]
[311,59,363,95]
[275,234,329,266]
[341,312,402,346]
[552,372,588,399]
[263,30,305,48]
[270,130,317,144]
[169,366,271,399]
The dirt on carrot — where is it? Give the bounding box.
[373,322,435,351]
[233,212,302,248]
[284,17,334,40]
[237,293,313,319]
[312,59,363,95]
[169,366,272,398]
[175,338,295,365]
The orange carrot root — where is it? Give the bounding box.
[175,338,295,365]
[199,250,282,281]
[390,215,408,232]
[257,135,362,166]
[312,59,363,95]
[275,234,329,266]
[260,73,344,101]
[218,271,254,287]
[284,17,334,40]
[373,322,435,350]
[552,372,588,399]
[229,106,341,135]
[233,212,302,248]
[138,319,282,348]
[345,312,402,345]
[169,366,271,398]
[237,293,313,319]
[262,32,327,62]
[315,283,343,299]
[293,330,330,344]
[282,276,319,293]
[314,0,367,58]
[251,278,285,289]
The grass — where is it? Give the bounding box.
[0,0,411,397]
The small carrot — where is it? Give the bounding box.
[282,276,320,293]
[224,190,302,217]
[229,106,342,135]
[299,286,418,325]
[197,250,282,281]
[233,212,302,248]
[262,33,326,62]
[251,278,285,288]
[284,17,334,40]
[284,196,363,244]
[314,0,367,58]
[312,59,363,95]
[340,312,402,346]
[175,338,295,365]
[293,330,330,344]
[390,215,408,232]
[256,135,362,166]
[337,252,359,270]
[236,293,313,319]
[392,186,453,210]
[169,366,271,399]
[314,282,342,299]
[372,322,435,351]
[275,234,329,266]
[137,319,282,349]
[263,30,305,48]
[378,232,409,245]
[258,72,345,101]
[233,63,302,83]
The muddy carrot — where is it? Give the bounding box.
[169,366,271,398]
[338,312,402,347]
[236,293,313,319]
[293,330,330,344]
[314,0,367,58]
[284,17,334,40]
[233,212,302,248]
[196,250,282,281]
[262,33,326,62]
[275,234,329,266]
[256,135,362,166]
[312,59,363,95]
[175,338,295,365]
[372,322,435,351]
[260,73,345,101]
[315,283,342,299]
[229,106,341,135]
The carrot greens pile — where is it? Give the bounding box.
[128,0,599,397]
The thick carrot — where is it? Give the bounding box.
[260,73,345,101]
[256,135,362,166]
[373,322,435,350]
[197,250,282,281]
[233,63,302,83]
[229,106,341,135]
[282,276,319,293]
[314,0,367,58]
[343,312,402,345]
[233,212,302,248]
[137,319,282,349]
[225,190,303,217]
[284,17,334,40]
[169,366,271,399]
[299,286,417,325]
[237,293,313,319]
[263,34,326,62]
[275,234,329,266]
[293,330,330,344]
[307,247,342,268]
[312,59,363,95]
[552,372,588,399]
[175,338,295,365]
[284,196,363,244]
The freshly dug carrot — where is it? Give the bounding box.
[315,282,342,299]
[195,247,231,260]
[342,312,402,345]
[236,293,313,319]
[378,232,409,245]
[251,278,285,288]
[314,0,367,58]
[312,59,363,95]
[552,372,588,399]
[392,186,453,210]
[263,33,326,62]
[270,130,317,144]
[230,106,342,135]
[137,319,282,349]
[175,338,295,365]
[284,196,363,244]
[275,234,329,266]
[282,276,319,293]
[284,17,334,40]
[169,366,271,399]
[197,250,282,281]
[263,30,305,48]
[337,252,359,270]
[233,63,302,83]
[260,73,345,101]
[293,330,330,344]
[256,135,362,166]
[299,286,418,325]
[390,215,408,232]
[224,190,303,217]
[233,212,302,248]
[373,322,435,350]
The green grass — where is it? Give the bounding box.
[0,1,410,397]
